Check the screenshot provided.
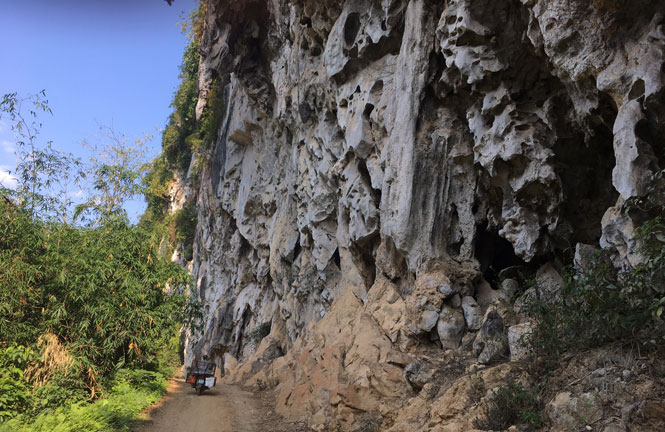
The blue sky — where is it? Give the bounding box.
[0,0,196,221]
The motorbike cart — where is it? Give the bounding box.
[186,359,216,395]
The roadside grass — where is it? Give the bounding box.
[0,367,172,432]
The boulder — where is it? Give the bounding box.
[476,278,502,308]
[448,293,462,308]
[535,262,564,304]
[547,391,603,429]
[365,278,408,343]
[473,306,507,364]
[404,362,436,391]
[507,322,534,361]
[461,296,483,330]
[514,287,537,315]
[415,269,456,309]
[419,310,440,333]
[574,243,599,273]
[437,306,465,349]
[500,278,519,300]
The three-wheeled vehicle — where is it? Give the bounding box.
[186,357,216,395]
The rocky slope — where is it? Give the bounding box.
[175,0,665,430]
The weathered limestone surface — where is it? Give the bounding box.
[176,0,665,429]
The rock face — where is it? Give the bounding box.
[176,0,665,430]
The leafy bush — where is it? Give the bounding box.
[0,346,37,421]
[474,380,543,431]
[161,41,200,172]
[0,368,169,432]
[143,155,173,221]
[199,79,227,152]
[527,171,665,366]
[172,205,198,261]
[0,196,197,398]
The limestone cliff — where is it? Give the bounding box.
[175,0,665,430]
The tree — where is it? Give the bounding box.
[75,126,153,225]
[0,91,84,221]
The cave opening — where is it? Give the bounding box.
[363,103,375,119]
[292,236,302,262]
[344,13,361,46]
[636,112,665,166]
[474,223,526,289]
[553,90,619,254]
[350,233,380,290]
[332,247,341,270]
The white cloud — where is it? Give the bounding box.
[70,190,84,198]
[1,140,15,155]
[0,166,17,189]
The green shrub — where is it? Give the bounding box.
[143,155,174,222]
[0,197,197,398]
[162,41,200,172]
[0,346,36,421]
[173,205,198,261]
[199,79,227,152]
[526,171,665,367]
[474,380,543,431]
[249,322,271,345]
[0,368,169,432]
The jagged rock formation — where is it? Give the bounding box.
[177,0,665,430]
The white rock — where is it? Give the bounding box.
[535,262,564,304]
[437,306,466,349]
[419,310,440,332]
[547,392,603,428]
[508,322,534,362]
[461,296,483,330]
[476,278,502,308]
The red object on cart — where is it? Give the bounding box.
[186,375,196,384]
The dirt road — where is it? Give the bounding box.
[133,373,309,432]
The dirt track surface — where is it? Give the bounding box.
[133,374,310,432]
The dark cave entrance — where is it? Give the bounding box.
[350,232,380,290]
[474,223,526,289]
[553,91,619,253]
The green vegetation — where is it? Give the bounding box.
[143,0,226,259]
[147,42,226,183]
[156,1,218,176]
[0,4,218,428]
[249,322,271,345]
[0,92,200,430]
[142,155,174,223]
[75,126,153,226]
[161,41,199,172]
[0,202,194,381]
[179,0,207,43]
[199,79,227,153]
[0,367,169,432]
[474,380,543,430]
[526,170,665,368]
[171,205,198,261]
[190,79,228,178]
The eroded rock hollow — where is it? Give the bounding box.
[176,0,665,430]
